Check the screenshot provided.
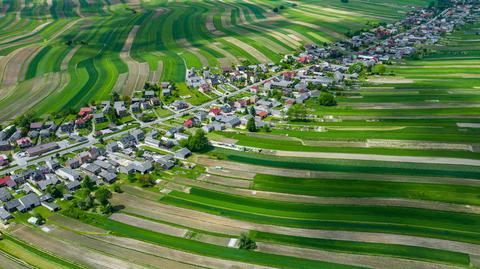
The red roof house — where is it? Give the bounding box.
[183,119,193,128]
[0,175,10,186]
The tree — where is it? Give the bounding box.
[186,129,209,152]
[371,64,387,75]
[238,233,257,250]
[46,184,63,198]
[112,184,123,193]
[273,7,279,13]
[340,0,349,3]
[348,62,366,75]
[246,117,257,132]
[318,92,337,106]
[287,104,307,121]
[138,174,154,188]
[95,188,112,206]
[249,106,256,116]
[81,176,94,190]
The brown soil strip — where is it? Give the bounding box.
[0,72,69,121]
[111,193,480,255]
[198,173,253,188]
[175,177,480,214]
[207,42,238,67]
[111,193,246,235]
[196,157,480,186]
[348,102,480,110]
[0,21,52,46]
[205,166,256,180]
[178,38,209,66]
[111,213,189,237]
[150,60,163,83]
[120,25,148,96]
[257,243,462,269]
[48,214,107,234]
[272,150,480,167]
[0,252,30,269]
[10,224,145,269]
[47,224,194,269]
[91,235,274,269]
[223,36,270,62]
[122,184,163,200]
[366,139,474,151]
[1,45,40,85]
[206,9,224,36]
[61,45,81,71]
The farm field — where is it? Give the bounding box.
[0,0,431,120]
[2,1,480,269]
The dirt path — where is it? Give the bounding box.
[92,235,274,269]
[257,243,462,269]
[366,139,474,151]
[197,157,480,186]
[177,38,209,66]
[112,193,480,255]
[348,102,480,110]
[206,9,224,36]
[49,214,107,234]
[10,224,148,269]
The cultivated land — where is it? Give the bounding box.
[0,0,431,119]
[1,1,480,269]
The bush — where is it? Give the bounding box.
[238,233,257,250]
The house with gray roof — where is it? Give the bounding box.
[175,148,191,159]
[0,187,13,202]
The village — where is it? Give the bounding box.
[0,1,478,223]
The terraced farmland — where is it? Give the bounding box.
[0,0,430,120]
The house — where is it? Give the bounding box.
[94,160,116,173]
[0,187,13,202]
[119,135,137,149]
[131,102,141,113]
[99,170,117,183]
[17,193,41,212]
[82,163,102,175]
[202,124,214,133]
[41,202,60,212]
[135,161,153,174]
[78,107,93,117]
[25,142,59,157]
[76,151,92,164]
[94,113,106,123]
[29,122,43,130]
[60,122,74,133]
[174,148,192,159]
[183,118,194,128]
[0,155,9,166]
[65,158,81,169]
[36,175,60,191]
[0,141,12,151]
[166,126,184,137]
[0,175,11,187]
[56,168,81,181]
[0,207,12,223]
[65,180,81,191]
[119,163,136,174]
[171,100,189,110]
[106,141,119,152]
[16,137,32,148]
[46,159,60,170]
[154,154,175,169]
[130,129,145,142]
